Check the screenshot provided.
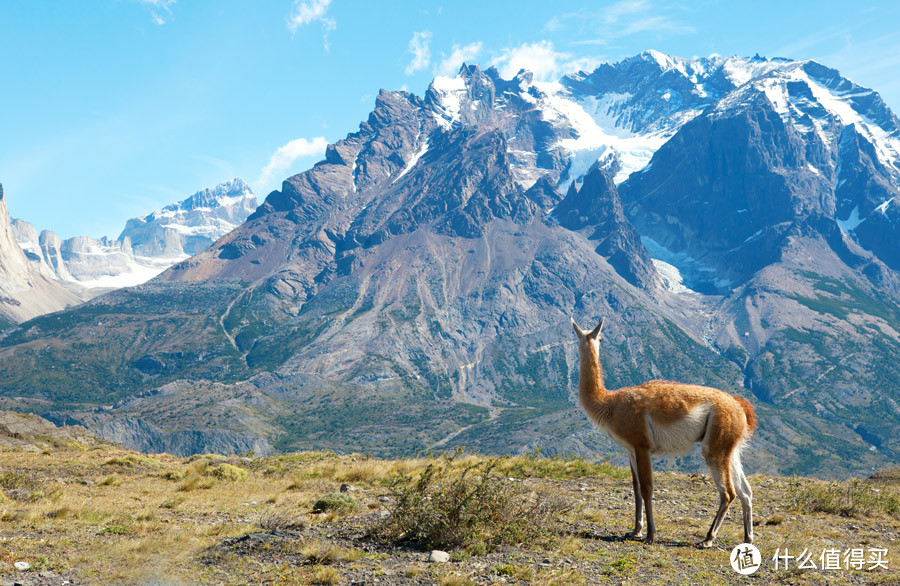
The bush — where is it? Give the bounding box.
[0,472,26,490]
[312,493,358,514]
[210,463,249,482]
[373,452,570,551]
[160,470,186,481]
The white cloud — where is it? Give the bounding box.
[287,0,336,49]
[133,0,176,25]
[255,137,328,192]
[543,1,694,44]
[492,41,601,81]
[435,42,483,76]
[601,0,649,25]
[405,30,433,75]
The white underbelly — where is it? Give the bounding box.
[646,404,710,455]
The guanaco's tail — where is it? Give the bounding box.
[733,395,757,435]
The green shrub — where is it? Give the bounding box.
[209,463,249,482]
[0,472,26,490]
[374,452,570,551]
[103,454,160,468]
[160,470,186,481]
[311,492,358,514]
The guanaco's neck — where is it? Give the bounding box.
[578,344,608,407]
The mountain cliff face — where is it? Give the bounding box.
[0,184,83,326]
[3,53,900,476]
[12,178,257,291]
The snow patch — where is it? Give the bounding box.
[642,236,732,293]
[836,206,863,232]
[652,259,692,294]
[749,63,900,174]
[431,75,468,128]
[393,139,430,183]
[532,85,679,184]
[742,229,763,243]
[77,256,186,289]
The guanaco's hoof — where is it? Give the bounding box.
[698,540,714,549]
[625,531,643,540]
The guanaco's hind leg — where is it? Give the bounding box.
[700,452,736,548]
[634,448,656,544]
[733,455,753,543]
[626,452,644,538]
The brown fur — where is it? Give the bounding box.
[572,317,756,547]
[733,395,757,434]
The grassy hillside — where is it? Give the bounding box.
[1,440,898,584]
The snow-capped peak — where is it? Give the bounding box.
[429,73,469,130]
[146,178,256,220]
[711,58,900,177]
[418,51,900,202]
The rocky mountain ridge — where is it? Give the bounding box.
[1,52,900,477]
[11,178,257,291]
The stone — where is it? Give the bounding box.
[428,550,451,563]
[13,562,30,571]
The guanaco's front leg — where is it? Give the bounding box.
[626,453,643,539]
[635,447,655,545]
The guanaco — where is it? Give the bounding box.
[572,318,756,547]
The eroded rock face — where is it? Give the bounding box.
[619,94,833,291]
[0,184,83,324]
[0,410,105,452]
[52,415,272,457]
[553,164,657,289]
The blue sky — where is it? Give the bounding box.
[2,1,899,240]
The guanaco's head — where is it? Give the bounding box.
[571,317,604,356]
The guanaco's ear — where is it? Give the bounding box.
[570,317,585,339]
[587,318,604,340]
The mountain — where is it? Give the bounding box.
[0,184,83,326]
[2,53,900,477]
[119,178,258,259]
[11,178,257,291]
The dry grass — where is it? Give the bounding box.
[438,572,475,586]
[0,444,898,584]
[257,509,306,532]
[794,479,900,518]
[311,565,340,585]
